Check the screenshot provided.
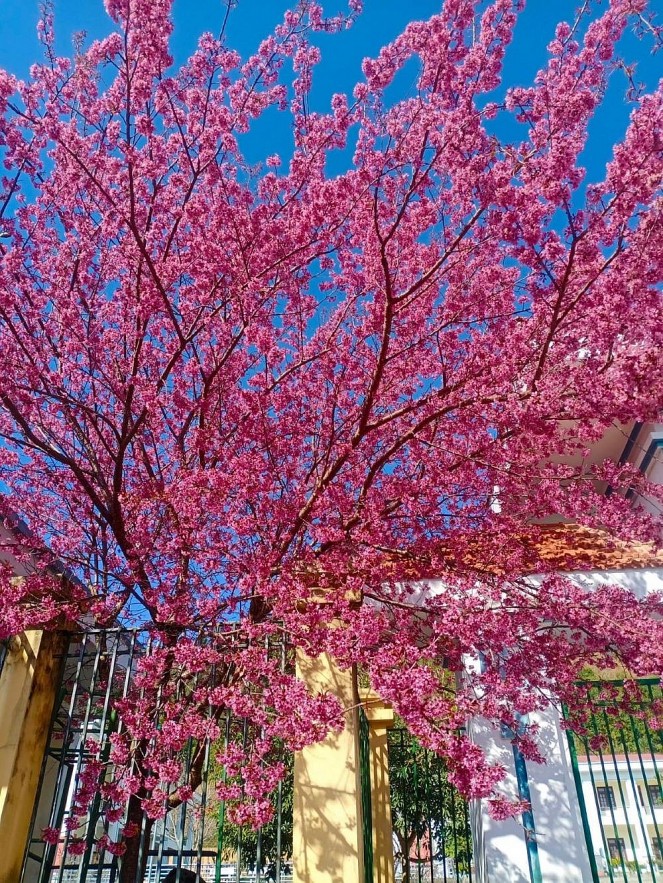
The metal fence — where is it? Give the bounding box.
[20,629,294,883]
[15,627,475,883]
[388,727,473,883]
[358,707,374,883]
[566,680,663,883]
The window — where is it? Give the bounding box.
[653,839,663,862]
[607,838,626,861]
[597,786,617,811]
[648,784,663,807]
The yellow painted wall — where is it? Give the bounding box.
[0,630,66,883]
[293,652,365,883]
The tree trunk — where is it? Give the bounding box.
[118,794,153,883]
[396,831,412,883]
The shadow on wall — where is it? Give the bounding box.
[527,707,594,883]
[293,651,363,883]
[570,567,663,601]
[470,709,593,883]
[483,848,530,883]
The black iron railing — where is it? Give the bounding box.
[565,679,663,883]
[388,727,473,883]
[20,629,294,883]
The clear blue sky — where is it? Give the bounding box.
[0,0,660,181]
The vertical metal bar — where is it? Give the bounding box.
[216,711,232,883]
[110,852,120,882]
[418,752,424,882]
[412,754,421,883]
[37,636,87,883]
[511,741,542,883]
[254,638,271,883]
[176,738,194,875]
[589,701,626,883]
[91,710,119,883]
[256,825,263,882]
[563,715,601,883]
[125,634,147,883]
[402,729,410,883]
[57,634,105,882]
[639,685,663,879]
[136,633,159,882]
[435,760,448,883]
[464,798,473,883]
[275,633,286,883]
[422,749,434,883]
[155,812,167,880]
[82,634,121,883]
[120,631,138,706]
[237,716,249,883]
[601,705,642,882]
[450,771,460,879]
[616,714,656,877]
[196,732,211,880]
[274,774,283,883]
[138,632,171,883]
[359,707,374,883]
[138,812,154,883]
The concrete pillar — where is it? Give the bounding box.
[362,693,395,883]
[0,630,67,883]
[293,651,365,883]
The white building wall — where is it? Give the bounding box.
[577,753,663,871]
[469,565,663,883]
[469,715,532,883]
[470,706,594,883]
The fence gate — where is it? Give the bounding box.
[387,727,473,883]
[565,679,663,883]
[20,629,293,883]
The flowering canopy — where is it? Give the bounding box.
[0,0,662,853]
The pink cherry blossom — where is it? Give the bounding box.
[1,0,661,865]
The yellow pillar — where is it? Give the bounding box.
[293,651,365,883]
[0,630,67,883]
[362,692,396,883]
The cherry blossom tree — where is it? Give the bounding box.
[0,0,662,872]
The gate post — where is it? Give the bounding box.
[361,692,395,883]
[0,630,67,883]
[292,651,366,883]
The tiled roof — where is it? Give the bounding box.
[391,525,663,578]
[519,524,663,573]
[296,525,663,591]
